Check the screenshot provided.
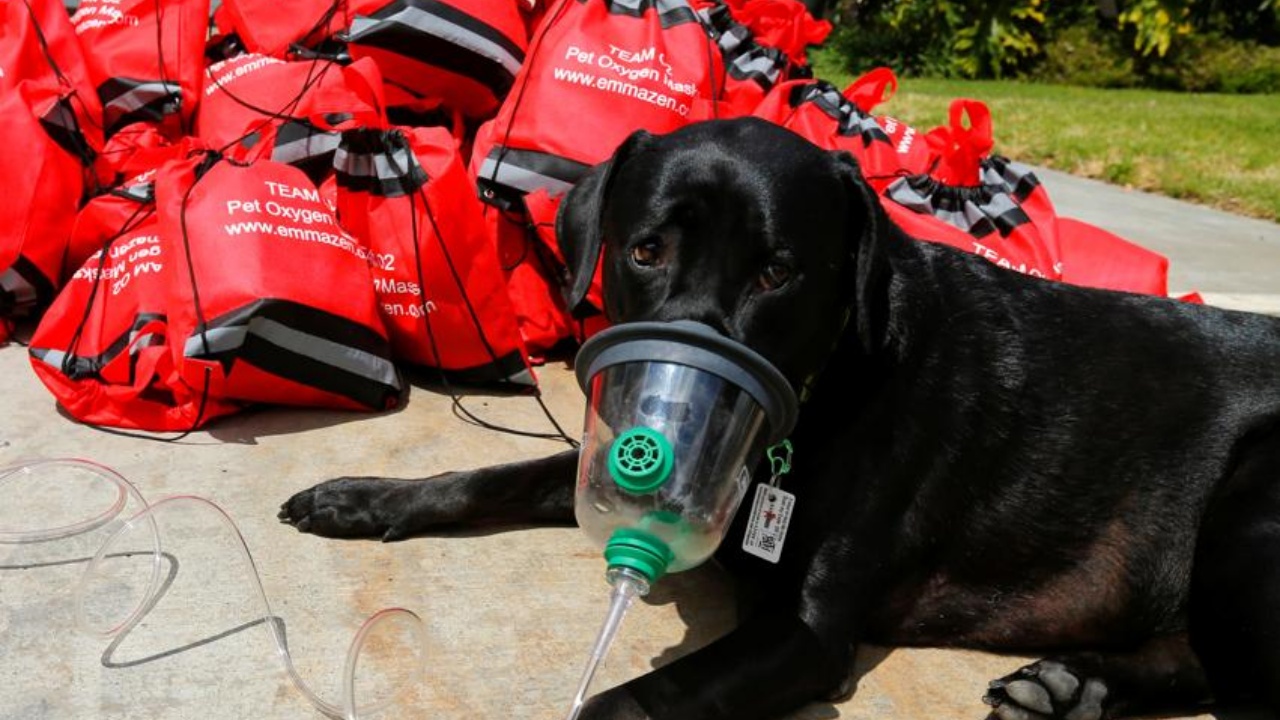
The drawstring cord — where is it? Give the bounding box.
[383,138,578,447]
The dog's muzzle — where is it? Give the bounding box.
[572,320,799,584]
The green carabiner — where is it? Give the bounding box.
[767,439,793,479]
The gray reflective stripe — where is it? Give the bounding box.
[184,318,399,388]
[104,81,181,115]
[184,326,247,356]
[885,179,922,210]
[980,193,1022,223]
[981,158,1038,197]
[933,205,988,233]
[654,0,690,15]
[886,179,1022,234]
[604,0,695,24]
[30,347,65,369]
[886,179,984,232]
[845,113,883,137]
[29,331,161,373]
[42,100,80,132]
[806,85,851,121]
[273,130,341,165]
[119,182,155,202]
[132,331,164,350]
[350,5,522,77]
[731,53,782,82]
[0,268,36,309]
[714,26,749,54]
[476,155,576,196]
[333,143,420,182]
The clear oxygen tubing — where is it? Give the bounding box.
[0,457,427,720]
[563,566,651,720]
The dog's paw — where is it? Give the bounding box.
[983,660,1108,720]
[278,476,430,541]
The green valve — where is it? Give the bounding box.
[608,427,674,494]
[604,527,673,584]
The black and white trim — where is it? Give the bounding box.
[183,298,402,410]
[347,0,526,99]
[333,128,430,197]
[98,77,183,134]
[475,146,591,209]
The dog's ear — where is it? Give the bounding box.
[557,130,654,317]
[831,151,891,350]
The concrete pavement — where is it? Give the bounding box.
[2,168,1278,720]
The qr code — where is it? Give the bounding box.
[758,534,777,553]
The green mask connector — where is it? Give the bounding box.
[608,427,673,495]
[603,527,673,585]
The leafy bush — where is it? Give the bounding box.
[1147,34,1280,92]
[1030,22,1141,87]
[828,0,1279,93]
[828,0,1048,79]
[1118,0,1194,57]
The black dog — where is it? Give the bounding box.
[281,118,1280,720]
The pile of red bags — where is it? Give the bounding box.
[3,0,1185,432]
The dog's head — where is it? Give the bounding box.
[557,118,888,389]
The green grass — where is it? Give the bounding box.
[810,50,1280,223]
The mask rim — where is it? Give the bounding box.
[573,320,799,443]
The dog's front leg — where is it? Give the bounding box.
[575,609,855,720]
[279,449,579,540]
[577,531,878,720]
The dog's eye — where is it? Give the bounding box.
[759,261,793,291]
[630,239,663,267]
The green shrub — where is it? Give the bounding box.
[829,22,939,77]
[827,1,1280,93]
[827,0,1048,79]
[1141,33,1280,92]
[1030,22,1141,87]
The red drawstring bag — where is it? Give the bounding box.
[752,67,932,190]
[70,0,210,136]
[882,99,1065,281]
[715,0,829,66]
[523,187,611,343]
[477,201,577,357]
[198,54,387,180]
[1056,217,1170,297]
[64,173,160,286]
[96,122,199,184]
[344,0,530,121]
[333,126,534,383]
[0,82,90,326]
[28,181,243,431]
[2,0,92,91]
[155,151,403,411]
[1,0,104,157]
[470,0,723,207]
[696,0,800,116]
[217,0,353,58]
[469,0,725,352]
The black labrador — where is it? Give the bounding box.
[281,117,1280,720]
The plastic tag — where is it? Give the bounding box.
[741,483,794,563]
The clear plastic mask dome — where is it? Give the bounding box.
[572,321,798,581]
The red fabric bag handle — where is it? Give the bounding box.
[925,98,995,185]
[842,66,897,114]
